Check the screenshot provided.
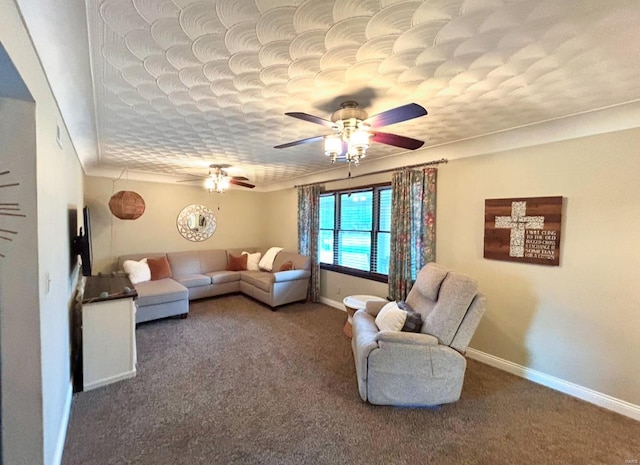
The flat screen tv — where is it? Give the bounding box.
[73,206,93,276]
[68,208,78,275]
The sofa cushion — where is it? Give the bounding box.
[134,278,188,307]
[199,249,228,273]
[167,251,202,276]
[147,256,173,280]
[207,270,241,284]
[240,271,274,293]
[174,274,211,289]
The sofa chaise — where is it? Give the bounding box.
[117,248,311,323]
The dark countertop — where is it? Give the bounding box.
[82,273,138,304]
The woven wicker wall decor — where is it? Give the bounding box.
[108,190,145,220]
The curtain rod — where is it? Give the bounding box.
[294,158,448,188]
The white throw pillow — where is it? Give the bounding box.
[242,251,262,271]
[123,258,150,284]
[375,301,408,332]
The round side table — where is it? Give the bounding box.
[342,295,386,338]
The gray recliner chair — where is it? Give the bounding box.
[351,262,486,406]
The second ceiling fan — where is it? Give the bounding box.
[274,101,428,164]
[177,164,255,193]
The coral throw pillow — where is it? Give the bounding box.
[227,253,248,271]
[147,256,173,280]
[279,260,294,271]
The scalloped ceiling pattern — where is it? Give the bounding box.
[86,0,640,185]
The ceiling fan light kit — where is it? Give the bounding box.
[277,101,427,166]
[205,172,231,194]
[177,164,255,193]
[323,135,342,160]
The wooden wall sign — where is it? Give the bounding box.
[484,196,562,266]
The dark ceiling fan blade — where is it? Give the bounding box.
[364,103,427,128]
[372,131,425,150]
[230,179,255,189]
[231,176,249,181]
[274,135,325,149]
[285,112,334,128]
[209,163,231,169]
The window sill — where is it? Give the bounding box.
[320,263,388,283]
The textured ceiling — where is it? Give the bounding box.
[85,0,640,187]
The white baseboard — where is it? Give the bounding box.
[466,348,640,422]
[52,381,73,465]
[317,301,640,421]
[83,370,136,392]
[320,297,345,311]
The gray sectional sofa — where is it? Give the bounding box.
[117,248,311,323]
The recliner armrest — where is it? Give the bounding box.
[375,330,439,346]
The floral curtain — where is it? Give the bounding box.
[297,185,320,302]
[388,168,437,300]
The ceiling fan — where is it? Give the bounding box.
[274,101,428,165]
[177,164,255,193]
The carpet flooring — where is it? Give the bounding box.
[62,295,640,465]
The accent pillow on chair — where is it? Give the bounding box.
[398,301,423,332]
[374,301,407,331]
[279,260,294,271]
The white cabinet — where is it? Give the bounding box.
[81,276,137,391]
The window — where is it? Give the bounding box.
[319,184,391,282]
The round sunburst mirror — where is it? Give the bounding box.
[176,204,216,242]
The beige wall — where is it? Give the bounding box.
[436,128,640,406]
[263,188,298,251]
[1,2,86,463]
[84,176,269,272]
[320,270,388,302]
[264,129,640,407]
[0,96,41,465]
